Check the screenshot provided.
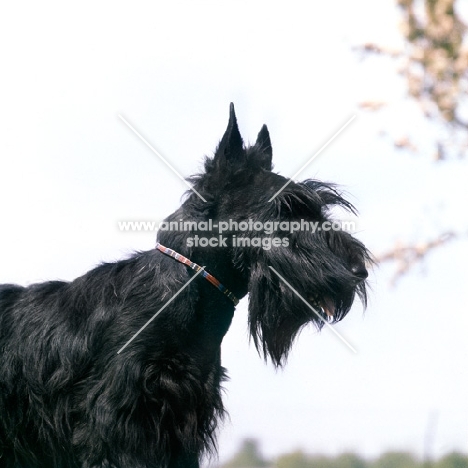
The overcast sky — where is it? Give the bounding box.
[1,1,467,465]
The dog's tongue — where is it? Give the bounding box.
[323,298,336,318]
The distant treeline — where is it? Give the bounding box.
[220,439,468,468]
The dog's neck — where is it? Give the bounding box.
[155,242,239,305]
[156,205,253,303]
[156,232,249,303]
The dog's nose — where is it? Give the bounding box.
[350,264,368,279]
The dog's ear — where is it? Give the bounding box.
[252,124,272,170]
[214,103,245,167]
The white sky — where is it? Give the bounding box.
[1,1,467,465]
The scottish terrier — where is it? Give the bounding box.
[0,104,370,468]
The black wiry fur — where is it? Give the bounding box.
[0,104,370,467]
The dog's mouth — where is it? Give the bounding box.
[308,294,335,319]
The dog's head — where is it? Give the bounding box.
[176,104,371,366]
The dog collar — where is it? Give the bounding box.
[155,242,239,306]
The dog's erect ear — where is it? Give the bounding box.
[252,124,273,170]
[214,103,245,166]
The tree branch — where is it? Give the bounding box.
[376,231,458,286]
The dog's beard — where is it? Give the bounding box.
[245,233,369,367]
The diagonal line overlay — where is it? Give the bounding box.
[118,114,207,202]
[117,267,205,354]
[268,266,357,354]
[268,115,356,202]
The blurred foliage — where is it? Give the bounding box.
[356,0,468,282]
[397,0,468,129]
[435,452,468,468]
[335,453,369,468]
[219,440,468,468]
[275,450,318,468]
[357,0,468,159]
[222,438,269,467]
[371,451,419,468]
[275,451,335,468]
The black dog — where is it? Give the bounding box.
[0,104,370,468]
